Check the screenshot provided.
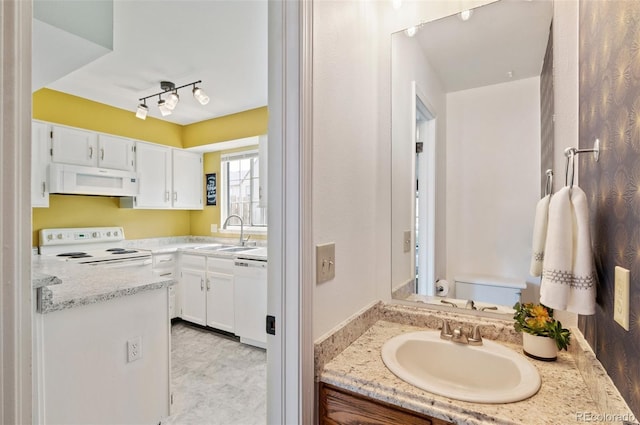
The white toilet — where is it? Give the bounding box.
[454,274,526,307]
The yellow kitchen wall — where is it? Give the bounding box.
[182,106,268,147]
[32,88,268,245]
[33,89,183,147]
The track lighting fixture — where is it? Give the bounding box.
[136,80,208,119]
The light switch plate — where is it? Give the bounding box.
[403,230,411,253]
[316,243,335,284]
[614,266,630,331]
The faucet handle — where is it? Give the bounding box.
[468,324,483,346]
[440,319,452,340]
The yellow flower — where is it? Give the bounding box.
[530,305,550,320]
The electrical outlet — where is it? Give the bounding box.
[614,266,630,331]
[316,243,335,284]
[210,224,218,233]
[127,337,142,362]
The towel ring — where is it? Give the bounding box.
[564,139,601,188]
[545,169,553,196]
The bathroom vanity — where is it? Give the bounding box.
[316,303,634,425]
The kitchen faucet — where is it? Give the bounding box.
[222,214,246,246]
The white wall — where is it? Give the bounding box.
[390,30,447,292]
[446,77,540,289]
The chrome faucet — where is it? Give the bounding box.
[222,214,246,246]
[440,319,483,346]
[465,299,477,310]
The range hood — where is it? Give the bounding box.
[49,163,139,197]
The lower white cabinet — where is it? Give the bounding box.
[180,254,235,333]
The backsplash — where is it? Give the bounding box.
[578,0,640,417]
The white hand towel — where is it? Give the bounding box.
[540,186,596,315]
[540,187,573,310]
[566,187,596,315]
[530,194,550,277]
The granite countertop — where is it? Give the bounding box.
[125,236,268,260]
[33,256,175,314]
[320,320,601,425]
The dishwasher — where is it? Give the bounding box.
[233,257,267,349]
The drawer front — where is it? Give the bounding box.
[152,253,176,269]
[206,257,234,272]
[180,253,206,270]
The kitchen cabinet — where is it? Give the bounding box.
[319,383,453,425]
[50,124,134,171]
[180,254,234,332]
[172,149,203,209]
[152,252,178,319]
[32,121,51,208]
[120,143,202,210]
[206,258,235,333]
[126,142,173,208]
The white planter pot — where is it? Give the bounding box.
[522,333,557,361]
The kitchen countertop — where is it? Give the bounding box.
[33,256,175,314]
[320,320,603,425]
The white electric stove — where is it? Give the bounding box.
[39,227,152,268]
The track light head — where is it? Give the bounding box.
[157,98,172,116]
[136,102,148,120]
[193,86,210,105]
[166,92,180,110]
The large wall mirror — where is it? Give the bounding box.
[391,0,554,316]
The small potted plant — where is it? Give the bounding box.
[513,302,571,361]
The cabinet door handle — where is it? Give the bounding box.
[89,146,94,159]
[41,181,46,197]
[173,192,178,202]
[206,279,211,291]
[200,278,204,291]
[159,258,173,263]
[100,148,105,160]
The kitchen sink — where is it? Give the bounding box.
[193,244,236,251]
[217,246,258,253]
[381,330,541,403]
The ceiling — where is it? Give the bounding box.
[409,0,553,93]
[44,0,268,126]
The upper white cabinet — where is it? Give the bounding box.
[127,141,173,209]
[172,149,203,209]
[50,125,134,171]
[51,125,97,167]
[32,121,51,208]
[121,142,202,210]
[96,134,135,171]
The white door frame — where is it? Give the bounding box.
[1,0,33,423]
[267,0,313,423]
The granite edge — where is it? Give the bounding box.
[569,328,637,422]
[38,278,175,314]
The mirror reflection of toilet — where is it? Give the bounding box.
[454,274,526,307]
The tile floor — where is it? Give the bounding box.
[162,322,266,425]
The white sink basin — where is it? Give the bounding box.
[381,331,541,403]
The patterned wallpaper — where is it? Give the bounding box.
[578,0,640,417]
[540,23,554,197]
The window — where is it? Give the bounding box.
[221,150,266,229]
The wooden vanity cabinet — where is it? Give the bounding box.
[319,383,453,425]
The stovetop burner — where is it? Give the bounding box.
[57,252,88,257]
[69,254,93,259]
[106,248,126,252]
[111,250,138,255]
